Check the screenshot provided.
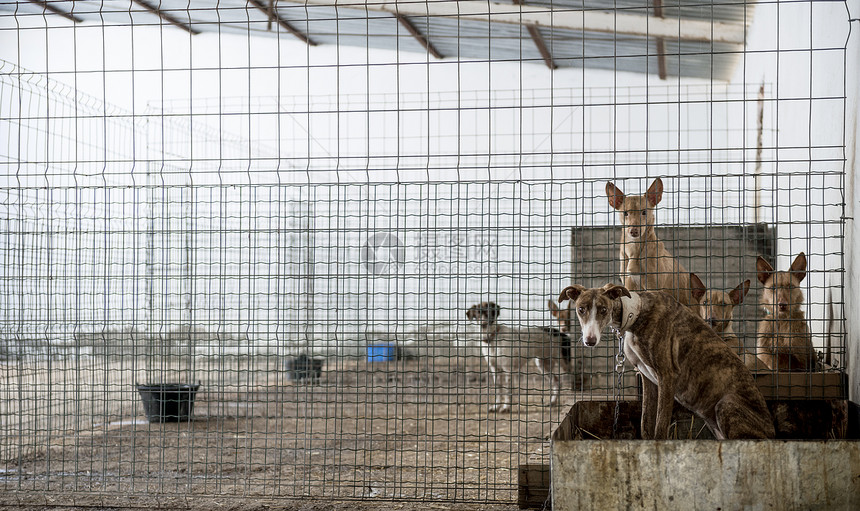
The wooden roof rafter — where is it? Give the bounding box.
[131,0,200,34]
[248,0,317,46]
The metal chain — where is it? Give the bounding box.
[610,327,626,439]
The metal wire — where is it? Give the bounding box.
[0,0,850,506]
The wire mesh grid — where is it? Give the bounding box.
[0,0,851,507]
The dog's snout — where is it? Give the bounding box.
[628,227,640,238]
[582,335,598,347]
[778,302,789,312]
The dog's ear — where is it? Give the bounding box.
[645,177,663,207]
[690,273,706,302]
[558,285,587,304]
[790,252,807,283]
[548,300,559,315]
[729,280,751,306]
[756,256,774,284]
[605,182,625,211]
[602,284,631,301]
[486,302,501,322]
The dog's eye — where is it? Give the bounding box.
[641,211,646,216]
[577,306,586,315]
[623,212,628,217]
[598,306,607,315]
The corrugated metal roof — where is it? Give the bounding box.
[1,0,754,80]
[528,0,752,24]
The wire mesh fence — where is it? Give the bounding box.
[0,0,852,507]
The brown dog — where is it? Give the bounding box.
[690,273,763,370]
[605,177,692,306]
[548,299,573,334]
[756,253,818,371]
[558,284,774,440]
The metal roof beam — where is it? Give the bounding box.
[395,14,443,59]
[131,0,200,34]
[249,0,317,45]
[26,1,83,23]
[295,1,746,45]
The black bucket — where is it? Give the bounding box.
[136,383,200,423]
[284,354,323,382]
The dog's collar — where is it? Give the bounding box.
[617,292,641,332]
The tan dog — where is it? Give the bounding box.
[690,273,763,370]
[558,284,774,440]
[466,302,572,412]
[756,253,818,371]
[605,177,692,306]
[548,299,573,334]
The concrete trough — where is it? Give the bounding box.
[549,400,860,510]
[552,439,860,510]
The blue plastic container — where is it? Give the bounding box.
[366,343,397,362]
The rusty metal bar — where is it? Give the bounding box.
[526,25,557,70]
[654,0,667,80]
[247,0,316,46]
[395,14,443,60]
[512,0,556,69]
[131,0,200,34]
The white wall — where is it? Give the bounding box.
[842,0,860,402]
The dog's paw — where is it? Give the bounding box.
[488,404,500,412]
[497,404,511,413]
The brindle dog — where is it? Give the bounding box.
[690,273,765,371]
[559,284,774,440]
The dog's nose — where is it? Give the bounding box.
[778,302,789,312]
[628,228,639,237]
[582,335,598,347]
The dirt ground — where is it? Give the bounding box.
[0,356,597,509]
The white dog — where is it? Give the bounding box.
[466,302,571,412]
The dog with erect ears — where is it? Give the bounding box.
[605,177,693,306]
[690,273,766,371]
[755,252,819,372]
